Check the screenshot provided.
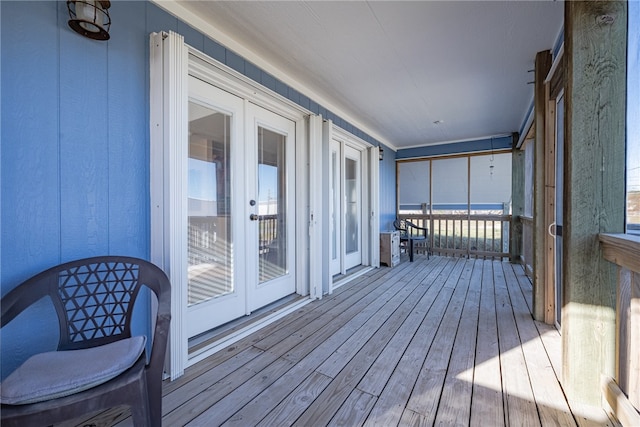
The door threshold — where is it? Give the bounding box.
[187,294,311,366]
[332,265,374,290]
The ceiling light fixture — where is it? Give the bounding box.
[67,0,111,41]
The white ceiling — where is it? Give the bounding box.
[168,1,564,150]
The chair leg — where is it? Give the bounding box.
[147,374,163,427]
[409,239,414,262]
[131,378,152,427]
[131,396,152,427]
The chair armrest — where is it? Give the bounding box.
[407,221,428,238]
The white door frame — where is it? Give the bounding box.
[326,123,379,292]
[150,31,310,378]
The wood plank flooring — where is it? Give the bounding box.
[65,256,615,426]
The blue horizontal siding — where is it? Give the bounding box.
[396,135,513,160]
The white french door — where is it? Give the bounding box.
[186,77,245,338]
[246,103,297,311]
[186,77,297,339]
[329,139,364,276]
[343,145,363,270]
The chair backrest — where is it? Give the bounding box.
[394,218,429,239]
[1,256,171,353]
[393,219,409,238]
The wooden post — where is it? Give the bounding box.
[563,0,627,406]
[544,85,557,325]
[511,141,525,263]
[533,50,552,322]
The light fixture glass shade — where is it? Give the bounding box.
[67,0,111,40]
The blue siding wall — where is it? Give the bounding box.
[1,1,165,379]
[0,1,398,377]
[379,144,397,231]
[396,135,513,160]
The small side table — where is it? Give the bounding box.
[380,231,400,267]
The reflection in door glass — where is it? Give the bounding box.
[345,157,359,254]
[187,102,233,306]
[258,127,287,283]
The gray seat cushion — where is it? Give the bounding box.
[0,336,146,405]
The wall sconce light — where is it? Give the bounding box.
[379,147,384,161]
[67,0,111,40]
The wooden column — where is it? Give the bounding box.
[533,50,552,322]
[563,0,627,406]
[511,144,524,263]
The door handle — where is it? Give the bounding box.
[548,222,556,238]
[250,214,259,221]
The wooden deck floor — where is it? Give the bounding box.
[73,256,615,426]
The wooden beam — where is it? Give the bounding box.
[511,147,524,263]
[563,0,627,406]
[533,50,552,322]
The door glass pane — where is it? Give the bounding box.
[187,102,233,306]
[345,157,359,254]
[258,127,287,283]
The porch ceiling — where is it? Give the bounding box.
[166,1,563,149]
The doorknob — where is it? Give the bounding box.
[250,214,259,221]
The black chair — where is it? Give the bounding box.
[0,256,171,427]
[394,218,430,262]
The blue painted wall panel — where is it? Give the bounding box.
[245,62,261,84]
[226,50,245,74]
[204,37,226,64]
[299,94,310,110]
[288,88,300,105]
[178,21,204,51]
[1,0,62,379]
[59,0,110,261]
[147,2,178,34]
[261,71,277,93]
[309,100,319,115]
[379,144,397,231]
[1,1,61,285]
[1,0,156,379]
[275,79,289,99]
[108,0,149,258]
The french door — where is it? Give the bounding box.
[330,140,364,276]
[186,76,296,339]
[246,103,297,311]
[343,145,363,270]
